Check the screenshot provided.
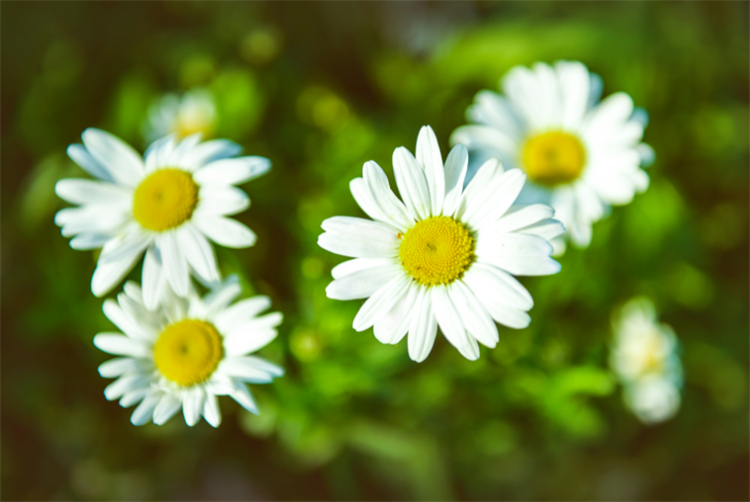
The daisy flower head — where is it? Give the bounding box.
[55,129,269,309]
[610,297,682,424]
[318,126,564,362]
[451,61,653,252]
[93,276,284,427]
[144,89,217,143]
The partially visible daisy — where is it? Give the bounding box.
[55,129,269,309]
[144,89,217,143]
[610,297,683,424]
[94,276,283,427]
[451,61,652,252]
[318,126,563,362]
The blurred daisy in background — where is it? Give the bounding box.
[319,126,563,362]
[451,60,653,253]
[93,276,283,427]
[144,89,217,143]
[610,297,683,424]
[55,129,269,308]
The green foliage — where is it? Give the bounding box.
[1,2,747,501]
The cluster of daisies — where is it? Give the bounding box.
[55,60,680,428]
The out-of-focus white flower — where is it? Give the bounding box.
[94,277,283,427]
[55,129,269,308]
[610,297,682,424]
[318,126,563,362]
[144,89,217,143]
[452,61,653,253]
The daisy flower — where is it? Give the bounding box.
[451,61,652,251]
[144,89,217,143]
[318,126,564,362]
[55,129,269,309]
[94,277,283,427]
[610,297,682,424]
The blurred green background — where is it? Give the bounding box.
[2,2,748,500]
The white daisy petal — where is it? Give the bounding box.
[202,393,222,428]
[142,246,168,311]
[153,393,182,426]
[517,218,566,241]
[226,312,283,340]
[476,233,560,276]
[70,232,111,250]
[352,274,411,332]
[158,233,189,297]
[193,156,271,186]
[98,357,150,378]
[213,296,272,333]
[374,282,419,345]
[449,281,499,348]
[196,185,250,216]
[454,158,503,224]
[55,179,131,206]
[192,214,257,249]
[392,146,431,220]
[432,285,480,361]
[94,333,151,358]
[331,258,393,280]
[183,386,206,427]
[56,205,128,237]
[462,266,532,329]
[482,204,555,235]
[465,90,523,137]
[462,263,533,310]
[67,144,114,182]
[103,299,152,341]
[81,128,145,186]
[450,125,517,160]
[144,135,177,173]
[228,380,259,414]
[363,161,415,230]
[219,356,283,383]
[131,392,161,426]
[91,249,144,297]
[318,217,398,259]
[442,144,469,217]
[176,225,220,284]
[104,374,152,401]
[223,329,277,357]
[99,225,152,266]
[406,286,438,362]
[182,139,243,171]
[416,125,445,215]
[464,168,526,230]
[326,263,402,300]
[120,388,150,408]
[201,276,242,317]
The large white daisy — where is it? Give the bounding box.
[55,129,269,309]
[318,126,564,362]
[144,88,217,143]
[94,277,283,427]
[610,297,682,424]
[451,60,652,251]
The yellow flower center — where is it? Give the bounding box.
[132,168,199,232]
[153,319,223,386]
[173,116,215,139]
[522,131,586,187]
[399,216,474,286]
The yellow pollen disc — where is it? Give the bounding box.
[153,319,223,386]
[522,131,586,187]
[132,168,198,232]
[399,216,474,286]
[173,117,215,139]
